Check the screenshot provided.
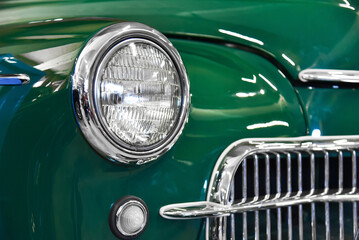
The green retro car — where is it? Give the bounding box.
[1,0,359,239]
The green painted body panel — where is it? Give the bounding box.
[1,0,359,79]
[296,87,359,136]
[0,18,307,239]
[0,1,358,239]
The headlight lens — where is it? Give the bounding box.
[72,22,190,164]
[96,39,181,148]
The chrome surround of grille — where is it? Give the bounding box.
[159,135,359,239]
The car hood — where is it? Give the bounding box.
[0,0,358,80]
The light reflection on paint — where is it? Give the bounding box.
[259,74,278,91]
[247,120,289,130]
[339,0,355,10]
[311,129,321,137]
[235,89,265,98]
[17,35,77,40]
[278,70,286,78]
[282,53,295,66]
[22,42,82,73]
[219,29,264,46]
[203,179,208,192]
[32,77,47,88]
[4,57,16,64]
[241,74,256,83]
[29,18,64,24]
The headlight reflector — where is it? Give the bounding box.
[96,39,181,148]
[72,22,190,164]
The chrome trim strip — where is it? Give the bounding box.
[160,191,359,219]
[299,69,359,83]
[0,74,30,85]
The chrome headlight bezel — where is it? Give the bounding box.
[72,22,190,164]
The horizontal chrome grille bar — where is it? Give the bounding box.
[160,191,359,219]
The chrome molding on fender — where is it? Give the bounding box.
[0,74,30,85]
[299,69,359,83]
[160,135,359,239]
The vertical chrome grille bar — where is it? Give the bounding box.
[311,152,315,194]
[276,153,282,240]
[338,151,344,240]
[310,152,316,240]
[230,178,235,239]
[311,203,316,240]
[254,154,259,240]
[339,202,344,240]
[339,151,343,193]
[287,153,292,240]
[265,154,271,240]
[242,158,247,240]
[324,151,329,194]
[353,150,358,238]
[324,151,330,240]
[297,152,303,240]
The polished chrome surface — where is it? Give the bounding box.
[0,74,30,85]
[265,154,271,240]
[297,152,303,240]
[72,22,190,164]
[160,191,359,219]
[353,150,358,238]
[276,153,282,240]
[159,135,359,239]
[299,69,359,83]
[242,158,247,240]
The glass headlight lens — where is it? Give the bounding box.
[96,40,181,148]
[72,22,190,164]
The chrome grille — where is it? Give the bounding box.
[206,137,359,240]
[159,136,359,240]
[229,150,359,240]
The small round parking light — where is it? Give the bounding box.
[109,196,148,239]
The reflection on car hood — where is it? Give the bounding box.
[0,0,358,80]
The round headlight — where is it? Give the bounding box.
[72,22,190,164]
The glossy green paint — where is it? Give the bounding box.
[0,18,307,239]
[1,0,359,80]
[296,86,359,136]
